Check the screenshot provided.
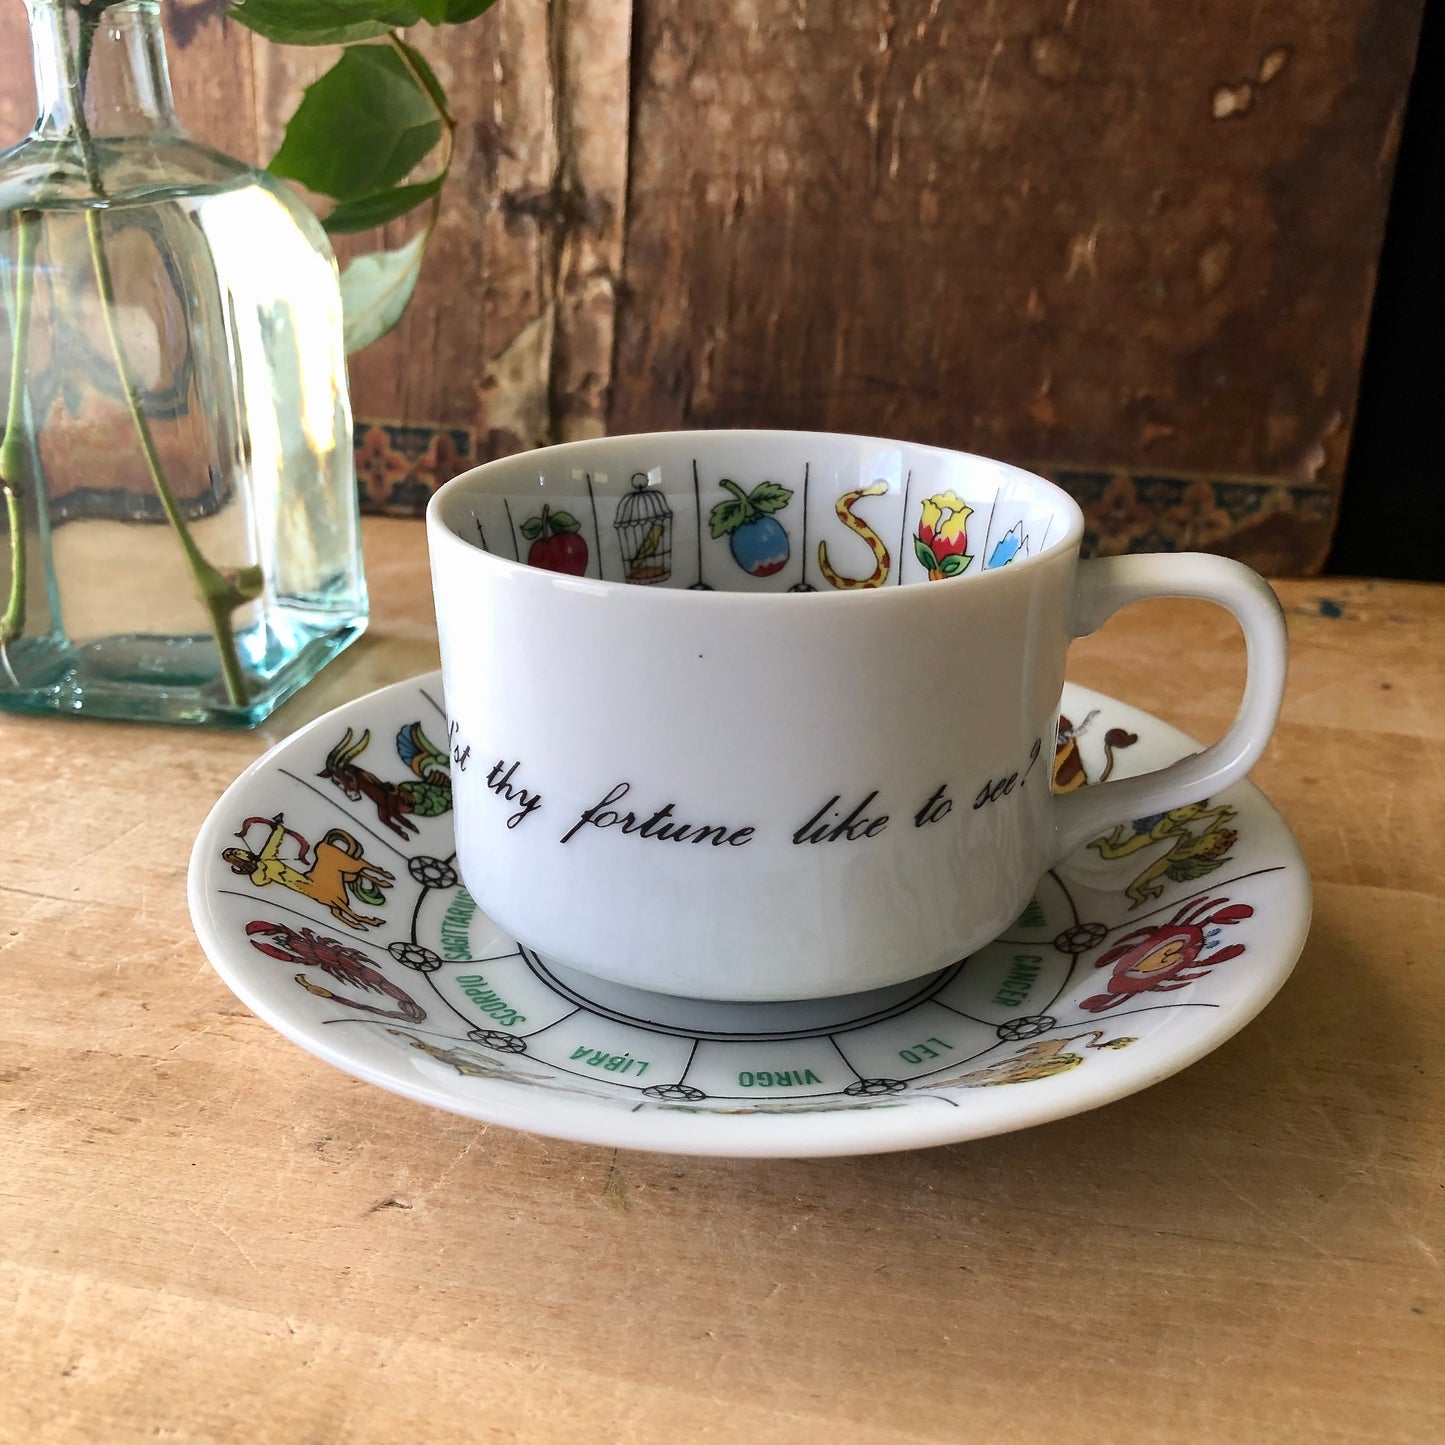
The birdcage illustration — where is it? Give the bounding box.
[614,473,674,584]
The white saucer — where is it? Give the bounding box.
[188,673,1311,1157]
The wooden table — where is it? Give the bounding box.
[3,519,1441,1445]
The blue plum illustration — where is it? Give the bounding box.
[709,479,794,579]
[729,514,790,576]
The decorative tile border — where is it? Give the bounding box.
[354,422,474,518]
[1047,468,1338,560]
[349,424,1340,573]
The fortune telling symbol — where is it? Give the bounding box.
[521,504,589,576]
[709,479,793,577]
[244,920,425,1021]
[920,1031,1136,1088]
[615,473,674,584]
[223,815,394,930]
[1088,801,1239,907]
[818,480,891,588]
[1052,712,1138,794]
[914,492,974,581]
[319,724,452,839]
[1080,895,1253,1012]
[985,522,1029,569]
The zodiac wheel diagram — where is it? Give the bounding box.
[226,684,1266,1114]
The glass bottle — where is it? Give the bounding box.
[0,0,367,725]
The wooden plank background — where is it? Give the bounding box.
[0,0,1424,572]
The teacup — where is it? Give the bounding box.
[427,430,1286,1001]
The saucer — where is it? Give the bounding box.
[188,673,1310,1157]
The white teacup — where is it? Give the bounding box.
[427,431,1286,1001]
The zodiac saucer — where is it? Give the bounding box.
[188,673,1311,1157]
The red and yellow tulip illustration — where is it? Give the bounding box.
[914,492,974,580]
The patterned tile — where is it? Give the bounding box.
[1048,467,1335,566]
[347,427,1339,574]
[354,422,473,519]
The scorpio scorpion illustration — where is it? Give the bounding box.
[245,920,425,1021]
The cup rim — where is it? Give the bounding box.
[426,428,1086,603]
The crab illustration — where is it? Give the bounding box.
[1079,895,1253,1014]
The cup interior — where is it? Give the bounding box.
[433,431,1081,593]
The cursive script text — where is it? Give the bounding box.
[560,782,755,847]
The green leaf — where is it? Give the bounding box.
[323,174,446,234]
[914,539,939,572]
[708,498,745,539]
[270,46,442,203]
[551,511,581,533]
[338,231,427,353]
[394,38,451,119]
[438,0,500,19]
[938,551,973,576]
[520,516,544,541]
[229,0,421,45]
[415,0,497,22]
[749,481,792,514]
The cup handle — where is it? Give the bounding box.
[1051,553,1288,863]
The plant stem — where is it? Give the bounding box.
[58,12,254,707]
[0,210,39,652]
[84,212,252,706]
[386,31,454,236]
[720,479,756,521]
[386,34,457,134]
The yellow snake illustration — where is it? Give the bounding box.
[817,480,891,588]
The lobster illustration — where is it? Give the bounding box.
[818,480,891,588]
[223,816,394,930]
[319,724,452,839]
[245,920,425,1021]
[1080,895,1253,1013]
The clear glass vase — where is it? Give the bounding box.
[0,0,367,726]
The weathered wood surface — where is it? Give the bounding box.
[232,0,633,476]
[0,1,1423,570]
[1,519,1442,1443]
[614,0,1421,571]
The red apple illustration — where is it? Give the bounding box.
[522,505,589,576]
